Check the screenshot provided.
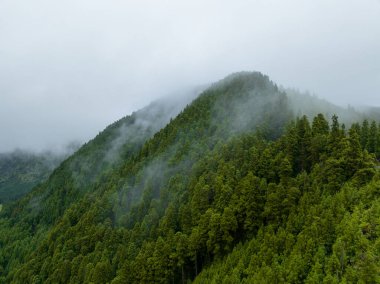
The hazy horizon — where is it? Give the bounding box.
[1,0,379,152]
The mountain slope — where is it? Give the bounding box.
[193,127,380,283]
[286,89,380,125]
[0,150,65,204]
[0,90,198,281]
[0,72,291,282]
[1,72,380,283]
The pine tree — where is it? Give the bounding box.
[310,113,329,164]
[367,121,377,154]
[328,114,343,154]
[312,113,329,136]
[295,115,312,172]
[361,119,369,150]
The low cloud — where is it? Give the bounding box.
[0,0,379,152]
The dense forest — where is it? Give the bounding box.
[1,72,380,283]
[0,151,66,204]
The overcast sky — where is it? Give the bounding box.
[1,0,379,152]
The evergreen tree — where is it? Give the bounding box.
[367,120,378,154]
[361,119,369,150]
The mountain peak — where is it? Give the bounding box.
[1,72,379,283]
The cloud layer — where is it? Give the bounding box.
[1,0,379,152]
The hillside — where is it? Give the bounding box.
[1,72,380,283]
[286,89,380,125]
[0,151,65,204]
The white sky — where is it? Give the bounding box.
[1,0,379,152]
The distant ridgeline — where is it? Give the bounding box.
[1,72,380,283]
[0,151,64,204]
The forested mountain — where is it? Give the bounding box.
[286,89,380,125]
[1,72,380,283]
[0,151,65,204]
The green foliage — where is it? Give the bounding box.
[0,151,64,203]
[1,72,380,283]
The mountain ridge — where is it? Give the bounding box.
[1,71,380,283]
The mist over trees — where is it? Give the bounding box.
[0,149,76,204]
[0,72,380,283]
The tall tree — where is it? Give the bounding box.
[360,119,369,150]
[295,115,312,172]
[367,121,377,154]
[310,113,329,163]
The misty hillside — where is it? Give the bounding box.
[0,151,65,204]
[286,89,380,125]
[1,72,380,283]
